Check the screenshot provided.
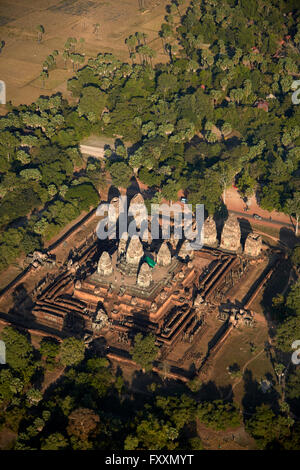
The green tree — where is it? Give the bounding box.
[197,400,241,430]
[40,337,60,363]
[67,408,100,441]
[291,245,300,269]
[64,183,99,211]
[60,337,85,366]
[131,333,158,372]
[246,404,291,449]
[157,73,178,99]
[285,192,300,236]
[26,388,43,406]
[36,25,45,43]
[0,131,18,161]
[215,161,236,205]
[41,433,68,450]
[1,327,35,379]
[77,86,107,122]
[20,168,42,181]
[109,162,133,189]
[276,281,300,351]
[126,415,178,450]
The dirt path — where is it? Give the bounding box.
[226,187,294,228]
[224,348,265,401]
[248,228,287,247]
[42,365,65,393]
[230,209,293,231]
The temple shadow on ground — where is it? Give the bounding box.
[240,252,278,308]
[279,226,298,248]
[237,217,253,250]
[107,185,120,202]
[7,283,36,326]
[214,206,228,244]
[260,255,292,339]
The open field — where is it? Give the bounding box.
[208,319,275,400]
[0,0,181,105]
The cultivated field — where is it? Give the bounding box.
[0,0,176,105]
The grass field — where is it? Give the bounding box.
[208,319,277,407]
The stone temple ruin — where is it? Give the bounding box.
[203,215,262,258]
[72,233,198,350]
[244,233,263,258]
[202,217,218,248]
[5,193,274,381]
[220,215,242,252]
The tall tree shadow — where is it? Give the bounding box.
[237,217,252,250]
[198,380,233,403]
[279,226,298,249]
[126,176,141,201]
[242,369,280,418]
[9,283,36,324]
[107,185,121,202]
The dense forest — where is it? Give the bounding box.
[0,0,300,450]
[0,323,300,450]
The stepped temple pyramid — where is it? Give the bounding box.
[4,192,275,380]
[28,194,262,336]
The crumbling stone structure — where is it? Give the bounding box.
[137,262,152,288]
[18,192,276,383]
[126,235,144,266]
[203,217,218,247]
[71,233,202,349]
[108,196,121,223]
[129,193,147,230]
[244,233,262,257]
[178,240,194,261]
[157,241,171,267]
[220,215,241,252]
[97,251,113,276]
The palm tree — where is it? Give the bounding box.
[79,38,85,51]
[69,53,76,71]
[220,78,228,92]
[221,122,232,137]
[77,54,85,70]
[210,89,223,107]
[146,46,156,68]
[125,35,137,56]
[63,50,69,69]
[142,32,148,45]
[36,25,45,43]
[285,192,300,235]
[70,53,84,71]
[94,23,100,38]
[165,43,177,63]
[172,0,184,16]
[40,70,48,89]
[135,31,144,46]
[137,45,156,67]
[130,52,136,65]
